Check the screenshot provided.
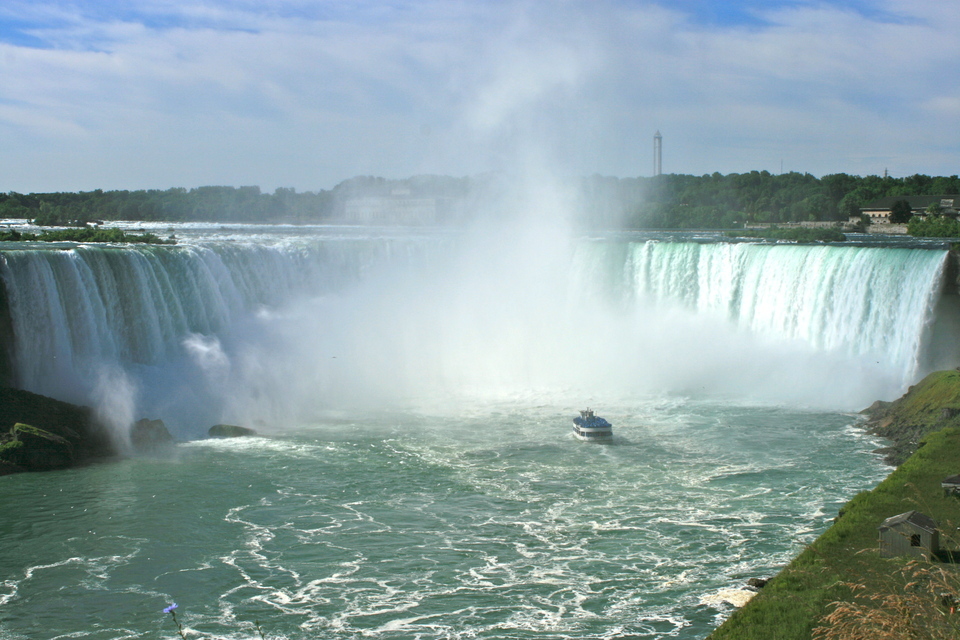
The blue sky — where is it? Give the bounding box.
[0,0,957,192]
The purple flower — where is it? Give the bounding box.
[164,603,178,613]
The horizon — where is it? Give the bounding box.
[1,1,958,193]
[5,167,960,197]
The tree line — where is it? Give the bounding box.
[1,171,958,230]
[580,171,960,229]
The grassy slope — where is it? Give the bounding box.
[708,371,960,640]
[865,369,960,464]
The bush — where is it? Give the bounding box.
[726,227,846,242]
[0,227,175,244]
[908,216,960,238]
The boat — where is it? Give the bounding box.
[572,409,613,442]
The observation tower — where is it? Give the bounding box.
[653,131,662,176]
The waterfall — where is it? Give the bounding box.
[611,242,949,384]
[0,237,424,414]
[0,235,953,430]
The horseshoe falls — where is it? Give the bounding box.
[0,226,954,640]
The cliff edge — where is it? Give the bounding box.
[861,369,960,465]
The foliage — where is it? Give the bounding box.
[889,199,913,224]
[584,171,959,229]
[1,171,957,229]
[813,561,960,640]
[0,227,175,244]
[726,227,846,242]
[908,216,960,238]
[0,176,471,226]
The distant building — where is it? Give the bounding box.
[860,195,960,224]
[942,474,960,497]
[878,510,939,559]
[341,190,455,225]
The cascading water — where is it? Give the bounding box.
[0,234,439,431]
[1,226,955,640]
[0,231,952,432]
[614,241,949,385]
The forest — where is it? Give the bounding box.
[579,171,960,229]
[1,171,958,230]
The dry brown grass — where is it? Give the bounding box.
[813,560,960,640]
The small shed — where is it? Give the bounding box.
[942,475,960,497]
[878,511,939,559]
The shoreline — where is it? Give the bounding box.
[708,369,960,639]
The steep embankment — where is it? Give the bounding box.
[708,370,960,640]
[0,387,116,475]
[862,369,960,465]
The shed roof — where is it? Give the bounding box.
[862,195,960,211]
[942,474,960,486]
[878,510,938,533]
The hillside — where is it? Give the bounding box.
[708,370,960,640]
[863,369,960,465]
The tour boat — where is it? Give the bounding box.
[572,409,613,442]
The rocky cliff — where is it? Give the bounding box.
[861,368,960,464]
[0,387,116,474]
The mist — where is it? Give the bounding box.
[99,181,917,437]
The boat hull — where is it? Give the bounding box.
[572,425,613,442]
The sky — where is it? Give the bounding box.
[0,0,958,193]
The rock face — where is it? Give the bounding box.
[0,388,115,474]
[208,424,257,438]
[861,370,960,465]
[0,281,15,389]
[130,418,174,453]
[0,423,73,471]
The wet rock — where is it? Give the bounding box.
[208,424,257,438]
[861,400,892,416]
[131,418,174,453]
[0,423,74,471]
[746,577,768,591]
[941,407,960,421]
[0,387,114,474]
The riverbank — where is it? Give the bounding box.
[860,369,960,464]
[707,370,960,640]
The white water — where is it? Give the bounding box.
[0,227,951,437]
[0,225,951,640]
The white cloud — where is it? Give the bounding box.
[0,0,957,192]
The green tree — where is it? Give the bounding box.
[907,215,960,237]
[838,193,862,219]
[889,199,913,224]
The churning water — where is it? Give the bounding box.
[0,402,888,640]
[0,222,951,638]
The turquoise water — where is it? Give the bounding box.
[0,224,940,638]
[0,401,887,640]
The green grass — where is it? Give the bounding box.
[867,369,960,464]
[708,425,960,640]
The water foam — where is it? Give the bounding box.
[0,232,951,435]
